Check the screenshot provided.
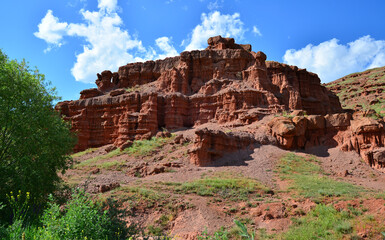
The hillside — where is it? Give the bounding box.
[65,122,385,239]
[54,36,385,239]
[325,66,385,117]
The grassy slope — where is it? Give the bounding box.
[325,66,385,117]
[67,140,385,239]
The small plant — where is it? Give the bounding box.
[7,190,30,223]
[125,85,141,93]
[147,225,163,236]
[197,227,229,240]
[234,219,255,240]
[281,110,293,119]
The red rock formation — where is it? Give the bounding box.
[344,117,385,170]
[268,112,385,171]
[188,128,258,166]
[266,61,341,115]
[56,36,342,152]
[268,113,351,150]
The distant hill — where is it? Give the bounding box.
[325,66,385,116]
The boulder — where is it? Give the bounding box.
[325,113,351,128]
[306,115,325,130]
[189,128,261,166]
[268,117,296,137]
[351,118,383,134]
[79,88,102,99]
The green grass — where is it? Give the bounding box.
[74,136,174,169]
[71,148,97,158]
[125,85,141,92]
[278,153,365,200]
[172,175,271,201]
[108,186,170,209]
[283,204,353,240]
[121,136,173,156]
[370,99,385,117]
[74,148,121,168]
[98,160,126,170]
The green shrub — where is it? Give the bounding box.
[4,190,135,239]
[40,190,131,239]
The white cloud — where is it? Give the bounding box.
[97,0,117,12]
[283,35,385,82]
[34,10,68,51]
[252,25,262,37]
[184,11,246,51]
[35,2,178,83]
[67,8,148,83]
[207,0,223,10]
[155,37,178,59]
[35,3,249,83]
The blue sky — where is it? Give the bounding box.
[1,0,385,101]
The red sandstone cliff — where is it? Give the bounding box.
[268,111,385,172]
[56,36,342,152]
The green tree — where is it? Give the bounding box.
[0,50,75,222]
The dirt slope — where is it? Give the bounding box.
[63,121,385,239]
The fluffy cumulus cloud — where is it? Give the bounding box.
[35,1,247,83]
[184,11,246,51]
[34,10,68,51]
[283,35,385,82]
[154,37,179,59]
[97,0,118,12]
[34,0,177,83]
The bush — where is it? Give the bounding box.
[4,190,135,239]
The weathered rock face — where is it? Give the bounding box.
[346,117,385,170]
[266,61,342,115]
[188,128,258,166]
[268,112,385,172]
[268,113,351,150]
[56,36,342,152]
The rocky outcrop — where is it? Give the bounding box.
[56,36,342,152]
[344,117,385,170]
[266,61,342,115]
[268,112,385,172]
[268,113,351,149]
[188,128,258,166]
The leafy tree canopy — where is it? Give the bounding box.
[0,49,75,222]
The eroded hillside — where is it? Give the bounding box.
[325,66,385,117]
